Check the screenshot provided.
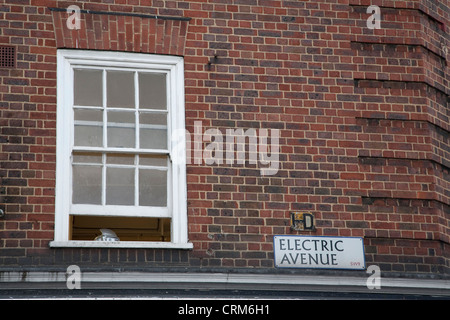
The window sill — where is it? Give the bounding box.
[49,241,193,249]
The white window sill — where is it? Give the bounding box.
[49,241,193,249]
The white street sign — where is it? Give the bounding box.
[274,235,365,270]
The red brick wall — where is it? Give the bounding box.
[0,0,448,275]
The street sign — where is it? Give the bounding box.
[274,235,365,270]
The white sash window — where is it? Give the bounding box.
[51,50,191,249]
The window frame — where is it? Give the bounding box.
[51,49,191,249]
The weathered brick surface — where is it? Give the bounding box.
[0,0,448,275]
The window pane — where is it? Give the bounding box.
[106,154,135,165]
[107,111,135,148]
[73,152,102,164]
[72,165,102,204]
[139,154,168,167]
[139,169,167,206]
[139,73,167,110]
[74,109,103,147]
[139,112,167,149]
[74,69,103,107]
[106,167,135,205]
[107,71,134,108]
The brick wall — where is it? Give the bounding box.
[0,0,448,275]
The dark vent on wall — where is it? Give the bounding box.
[0,46,16,68]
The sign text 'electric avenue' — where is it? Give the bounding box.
[274,236,365,270]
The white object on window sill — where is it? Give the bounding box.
[94,228,120,242]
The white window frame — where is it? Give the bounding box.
[50,49,192,249]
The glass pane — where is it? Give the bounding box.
[107,111,135,148]
[107,154,135,165]
[73,152,102,164]
[139,73,167,110]
[107,71,134,108]
[139,112,167,149]
[72,165,102,204]
[139,169,167,206]
[74,109,103,147]
[74,69,103,107]
[139,154,168,167]
[106,167,135,205]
